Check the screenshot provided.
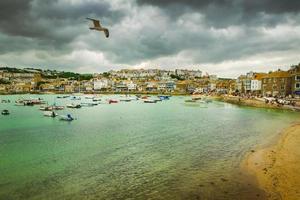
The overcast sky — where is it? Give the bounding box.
[0,0,300,77]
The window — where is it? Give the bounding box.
[296,75,300,81]
[296,83,300,88]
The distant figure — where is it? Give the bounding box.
[86,18,109,38]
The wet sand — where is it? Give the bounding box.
[242,123,300,200]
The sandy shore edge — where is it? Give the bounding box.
[242,122,300,200]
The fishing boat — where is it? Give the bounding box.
[108,99,118,104]
[43,111,58,117]
[1,109,10,115]
[66,103,81,108]
[59,114,74,121]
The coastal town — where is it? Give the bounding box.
[0,63,300,99]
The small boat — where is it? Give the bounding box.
[108,99,118,104]
[185,99,197,103]
[120,98,131,102]
[143,99,157,103]
[92,97,102,102]
[192,97,202,101]
[1,109,10,115]
[30,98,46,105]
[66,104,81,108]
[158,95,170,100]
[80,102,94,107]
[59,114,74,121]
[43,111,58,117]
[23,101,34,106]
[70,96,81,100]
[141,96,148,99]
[57,95,70,99]
[39,106,53,111]
[1,99,10,103]
[53,106,64,110]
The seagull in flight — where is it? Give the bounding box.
[86,18,109,38]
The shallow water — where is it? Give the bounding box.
[0,95,299,200]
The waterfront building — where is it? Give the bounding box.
[288,64,300,97]
[94,79,110,91]
[250,73,266,94]
[145,81,158,92]
[261,70,292,97]
[126,81,137,91]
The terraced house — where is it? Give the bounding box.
[288,64,300,97]
[261,70,292,97]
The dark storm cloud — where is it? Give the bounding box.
[137,0,300,14]
[0,0,124,51]
[137,0,300,27]
[0,0,299,76]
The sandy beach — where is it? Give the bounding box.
[243,122,300,200]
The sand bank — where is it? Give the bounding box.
[242,123,300,200]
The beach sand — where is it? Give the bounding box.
[242,123,300,200]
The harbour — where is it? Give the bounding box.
[1,95,299,199]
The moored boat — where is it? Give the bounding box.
[81,102,94,107]
[143,99,157,103]
[1,109,10,115]
[108,99,118,104]
[70,96,81,100]
[43,111,58,117]
[185,99,197,103]
[59,114,74,121]
[158,95,170,100]
[66,103,81,108]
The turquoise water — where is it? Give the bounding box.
[0,95,299,200]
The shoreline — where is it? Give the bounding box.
[213,95,300,112]
[242,122,300,200]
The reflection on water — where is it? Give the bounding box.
[0,95,299,199]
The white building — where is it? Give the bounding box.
[251,80,262,91]
[94,79,110,90]
[127,81,137,91]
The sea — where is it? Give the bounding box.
[0,95,299,200]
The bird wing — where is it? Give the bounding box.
[103,28,109,38]
[86,18,101,27]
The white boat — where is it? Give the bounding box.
[80,102,94,107]
[66,104,81,108]
[43,111,58,117]
[59,114,74,121]
[92,97,102,102]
